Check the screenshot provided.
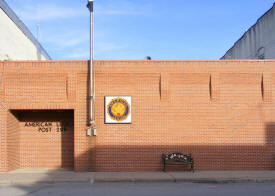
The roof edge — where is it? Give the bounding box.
[1,59,275,63]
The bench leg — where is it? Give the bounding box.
[163,161,166,172]
[191,161,194,172]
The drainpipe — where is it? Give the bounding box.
[87,0,96,134]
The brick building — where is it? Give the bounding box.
[0,60,275,172]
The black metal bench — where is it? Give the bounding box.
[162,152,194,172]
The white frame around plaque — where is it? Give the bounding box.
[105,96,132,124]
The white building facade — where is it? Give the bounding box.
[0,0,50,60]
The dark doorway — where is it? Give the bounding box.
[10,110,74,170]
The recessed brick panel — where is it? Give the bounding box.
[4,73,67,104]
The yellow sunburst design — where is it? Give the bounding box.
[107,97,130,121]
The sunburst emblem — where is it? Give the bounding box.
[107,97,130,121]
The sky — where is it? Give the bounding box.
[5,0,275,60]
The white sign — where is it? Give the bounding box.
[105,96,132,124]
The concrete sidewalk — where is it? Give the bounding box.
[1,170,275,185]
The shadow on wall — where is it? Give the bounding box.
[0,123,275,194]
[266,123,275,161]
[89,122,275,172]
[36,49,42,60]
[3,119,275,172]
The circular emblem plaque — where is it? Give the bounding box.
[107,97,130,121]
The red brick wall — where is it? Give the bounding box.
[1,60,275,171]
[0,104,7,171]
[7,111,20,171]
[94,61,275,171]
[0,65,5,171]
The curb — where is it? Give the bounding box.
[0,179,92,185]
[174,178,275,184]
[1,178,275,185]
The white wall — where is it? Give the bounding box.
[222,5,275,59]
[0,9,47,60]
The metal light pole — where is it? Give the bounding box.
[87,0,96,134]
